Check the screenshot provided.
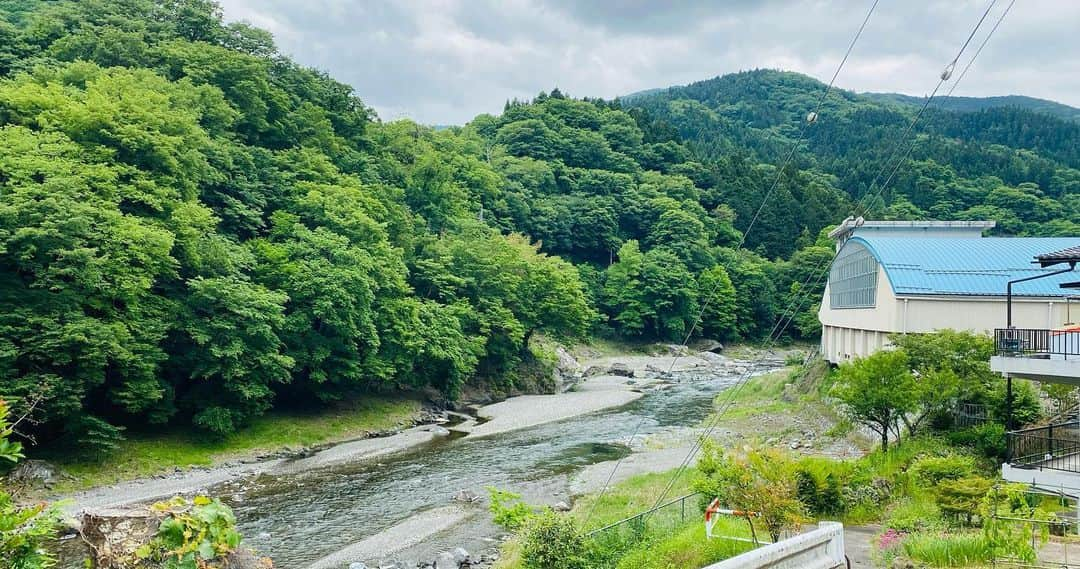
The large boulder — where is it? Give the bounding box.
[552,346,582,387]
[582,364,606,377]
[435,552,457,568]
[698,351,727,365]
[608,362,634,377]
[452,489,481,503]
[694,339,724,353]
[5,459,58,487]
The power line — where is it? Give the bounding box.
[639,0,1011,521]
[580,0,881,528]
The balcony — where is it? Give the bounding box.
[1003,421,1080,490]
[991,327,1080,384]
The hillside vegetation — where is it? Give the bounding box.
[0,2,1077,455]
[626,69,1080,255]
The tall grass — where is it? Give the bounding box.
[901,532,996,567]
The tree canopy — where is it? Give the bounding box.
[0,2,1074,450]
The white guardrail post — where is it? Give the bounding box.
[701,521,846,569]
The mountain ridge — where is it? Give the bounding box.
[621,70,1080,123]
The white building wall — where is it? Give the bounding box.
[819,265,1077,364]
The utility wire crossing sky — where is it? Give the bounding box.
[218,0,1080,125]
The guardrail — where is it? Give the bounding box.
[1008,421,1080,473]
[995,328,1080,359]
[702,521,846,569]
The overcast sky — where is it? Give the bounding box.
[217,0,1080,125]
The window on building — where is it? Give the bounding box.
[829,241,878,309]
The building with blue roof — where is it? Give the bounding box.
[818,219,1080,364]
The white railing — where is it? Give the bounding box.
[702,521,846,569]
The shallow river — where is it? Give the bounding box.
[215,366,759,568]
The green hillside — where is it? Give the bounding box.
[0,4,1077,453]
[624,69,1080,254]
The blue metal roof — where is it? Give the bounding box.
[848,236,1080,297]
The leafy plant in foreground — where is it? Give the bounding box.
[136,496,243,569]
[0,400,62,569]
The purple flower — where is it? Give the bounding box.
[878,529,906,550]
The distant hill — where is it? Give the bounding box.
[621,69,1080,243]
[862,92,1080,123]
[623,69,1080,171]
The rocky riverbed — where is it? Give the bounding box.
[45,343,850,569]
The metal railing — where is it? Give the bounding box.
[1008,421,1080,472]
[996,328,1080,359]
[954,402,990,428]
[587,492,704,552]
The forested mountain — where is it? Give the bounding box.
[0,2,1076,452]
[862,92,1080,123]
[624,70,1080,254]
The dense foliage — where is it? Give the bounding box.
[626,70,1080,254]
[0,0,600,444]
[0,400,62,569]
[1,2,1076,450]
[833,330,1041,452]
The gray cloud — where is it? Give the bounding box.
[217,0,1080,124]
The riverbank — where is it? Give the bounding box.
[34,339,669,496]
[42,341,812,569]
[37,396,424,495]
[496,360,871,569]
[52,343,704,513]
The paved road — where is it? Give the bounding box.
[845,525,880,568]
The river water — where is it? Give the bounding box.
[215,365,762,568]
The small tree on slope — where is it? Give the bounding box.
[832,350,916,453]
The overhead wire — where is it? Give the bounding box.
[637,0,1014,522]
[580,0,881,528]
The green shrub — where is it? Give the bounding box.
[936,476,992,526]
[63,414,126,459]
[520,511,588,569]
[884,496,944,532]
[989,379,1043,426]
[693,443,806,541]
[488,487,535,531]
[981,484,1049,563]
[947,423,1007,461]
[910,455,977,485]
[795,468,845,516]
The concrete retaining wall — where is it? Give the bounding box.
[702,521,846,569]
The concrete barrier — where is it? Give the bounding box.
[702,521,846,569]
